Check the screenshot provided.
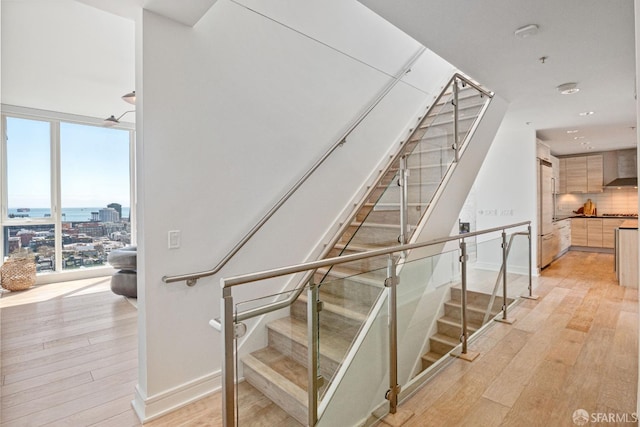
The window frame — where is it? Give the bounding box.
[0,104,136,283]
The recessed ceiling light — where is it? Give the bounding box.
[557,82,580,95]
[579,111,595,116]
[514,24,539,38]
[566,130,579,134]
[574,136,585,140]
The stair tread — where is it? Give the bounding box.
[299,292,370,322]
[317,266,387,287]
[438,315,481,330]
[243,349,308,404]
[422,351,443,363]
[268,317,351,364]
[333,242,390,252]
[430,333,461,346]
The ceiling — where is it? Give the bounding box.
[56,0,638,156]
[359,0,637,156]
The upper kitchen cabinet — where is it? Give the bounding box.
[558,158,567,194]
[587,154,604,192]
[566,156,587,193]
[560,154,603,193]
[536,141,551,162]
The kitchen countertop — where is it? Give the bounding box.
[619,220,638,230]
[554,215,639,222]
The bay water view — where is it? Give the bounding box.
[8,207,131,222]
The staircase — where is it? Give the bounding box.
[421,287,514,369]
[239,78,492,425]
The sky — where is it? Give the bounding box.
[6,116,130,209]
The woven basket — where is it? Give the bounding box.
[1,256,36,291]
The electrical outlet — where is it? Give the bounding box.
[168,230,181,249]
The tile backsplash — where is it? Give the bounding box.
[557,188,638,216]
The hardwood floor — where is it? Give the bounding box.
[0,276,140,426]
[1,251,636,426]
[392,251,638,427]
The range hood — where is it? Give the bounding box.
[604,149,637,187]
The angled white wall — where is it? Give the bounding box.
[134,0,458,420]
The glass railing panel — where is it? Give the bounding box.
[316,257,388,396]
[465,230,529,332]
[231,259,389,426]
[316,282,390,427]
[234,286,309,426]
[395,246,461,384]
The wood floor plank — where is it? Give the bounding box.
[1,252,636,426]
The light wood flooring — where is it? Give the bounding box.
[388,251,638,426]
[1,251,637,426]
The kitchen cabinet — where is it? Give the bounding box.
[540,234,555,267]
[603,218,625,249]
[587,154,603,192]
[571,218,587,246]
[558,158,567,194]
[566,157,587,193]
[587,218,603,247]
[617,224,638,288]
[561,154,603,193]
[550,156,560,193]
[537,142,551,162]
[555,219,571,253]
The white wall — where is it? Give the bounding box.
[134,0,457,419]
[473,115,538,273]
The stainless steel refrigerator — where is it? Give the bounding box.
[538,159,554,268]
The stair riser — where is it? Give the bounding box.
[267,327,339,381]
[429,337,457,355]
[376,184,440,205]
[317,277,382,307]
[436,320,464,339]
[444,302,498,325]
[342,225,400,247]
[291,299,362,338]
[450,288,512,312]
[243,364,308,425]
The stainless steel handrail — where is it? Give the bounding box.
[221,221,531,288]
[221,220,530,426]
[209,74,493,323]
[481,230,530,325]
[162,47,426,286]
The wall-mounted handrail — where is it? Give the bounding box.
[209,71,493,326]
[162,47,426,286]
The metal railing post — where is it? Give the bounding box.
[399,155,409,246]
[385,255,401,414]
[501,231,508,320]
[453,78,460,163]
[307,281,320,426]
[221,287,236,427]
[459,239,469,354]
[522,224,539,300]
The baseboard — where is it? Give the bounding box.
[132,370,221,423]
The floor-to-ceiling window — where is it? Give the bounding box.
[1,108,135,279]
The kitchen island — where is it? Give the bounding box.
[617,219,638,288]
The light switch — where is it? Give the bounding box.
[168,230,181,249]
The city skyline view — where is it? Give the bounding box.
[6,116,131,209]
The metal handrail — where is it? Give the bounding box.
[162,47,426,286]
[208,74,494,324]
[221,221,530,288]
[481,228,531,325]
